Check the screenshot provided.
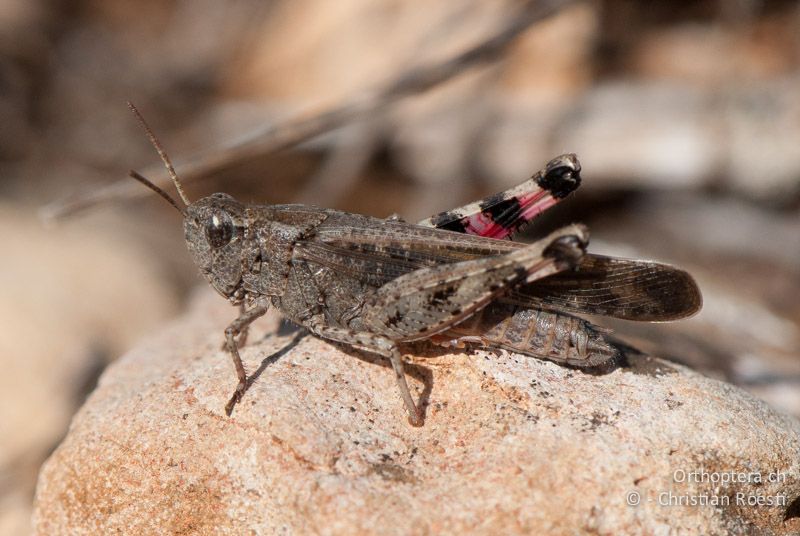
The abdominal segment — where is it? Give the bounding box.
[440,303,619,367]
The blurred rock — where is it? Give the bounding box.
[629,14,800,84]
[555,82,722,189]
[479,79,800,201]
[578,194,800,417]
[33,290,800,534]
[724,79,800,202]
[0,205,178,535]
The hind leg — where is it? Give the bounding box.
[311,225,588,426]
[361,225,588,341]
[307,323,423,426]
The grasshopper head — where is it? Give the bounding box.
[183,193,248,301]
[126,103,251,303]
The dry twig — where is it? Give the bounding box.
[42,0,577,221]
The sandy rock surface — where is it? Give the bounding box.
[33,290,800,535]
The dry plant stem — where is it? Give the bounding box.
[295,119,382,206]
[42,0,578,221]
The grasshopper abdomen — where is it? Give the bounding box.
[443,303,618,367]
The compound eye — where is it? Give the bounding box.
[205,210,234,248]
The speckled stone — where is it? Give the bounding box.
[33,290,800,535]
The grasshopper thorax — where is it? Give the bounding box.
[184,193,249,301]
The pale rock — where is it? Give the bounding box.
[33,290,800,535]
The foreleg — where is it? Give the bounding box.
[224,299,270,416]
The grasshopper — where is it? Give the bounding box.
[127,104,701,426]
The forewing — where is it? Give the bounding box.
[291,208,701,322]
[505,254,702,321]
[293,210,520,288]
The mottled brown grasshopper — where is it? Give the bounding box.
[127,104,701,426]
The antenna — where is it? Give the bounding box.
[129,170,186,216]
[126,101,191,206]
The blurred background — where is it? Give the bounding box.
[1,0,799,532]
